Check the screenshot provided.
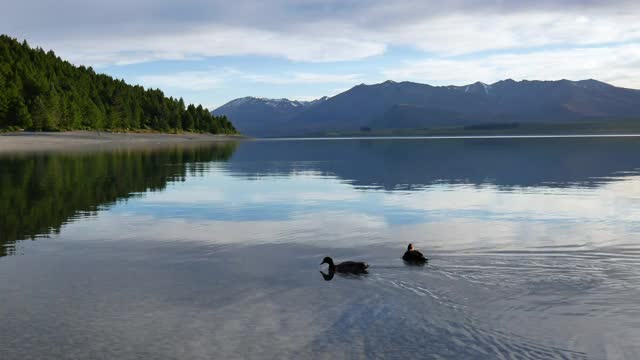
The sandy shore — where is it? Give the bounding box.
[0,131,245,153]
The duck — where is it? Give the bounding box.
[402,243,428,264]
[320,256,368,274]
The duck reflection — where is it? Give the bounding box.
[319,270,370,281]
[319,270,335,281]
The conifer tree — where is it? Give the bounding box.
[8,96,32,129]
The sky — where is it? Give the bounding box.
[2,0,640,109]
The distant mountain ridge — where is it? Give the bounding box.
[213,96,328,136]
[213,79,640,137]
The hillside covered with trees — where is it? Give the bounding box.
[0,35,237,134]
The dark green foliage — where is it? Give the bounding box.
[0,143,237,257]
[7,96,32,129]
[0,35,237,134]
[0,93,7,126]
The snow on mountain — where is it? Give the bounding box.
[221,96,328,109]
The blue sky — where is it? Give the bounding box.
[2,0,640,109]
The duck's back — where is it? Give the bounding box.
[403,250,427,263]
[336,261,368,272]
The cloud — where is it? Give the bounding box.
[138,68,363,91]
[383,44,640,88]
[375,11,640,56]
[3,0,639,67]
[241,72,362,85]
[138,71,226,91]
[25,25,386,67]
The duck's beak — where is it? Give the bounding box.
[320,261,326,265]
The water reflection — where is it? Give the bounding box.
[229,137,640,189]
[3,137,640,256]
[0,143,237,256]
[319,270,369,281]
[319,271,334,281]
[1,137,639,359]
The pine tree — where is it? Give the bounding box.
[8,96,32,129]
[30,96,49,130]
[0,91,8,128]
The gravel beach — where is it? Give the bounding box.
[0,131,244,153]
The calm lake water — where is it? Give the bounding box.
[1,137,640,359]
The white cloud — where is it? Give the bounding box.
[138,68,362,92]
[383,44,640,88]
[44,25,386,67]
[241,72,362,85]
[7,1,636,66]
[375,11,640,56]
[138,71,225,91]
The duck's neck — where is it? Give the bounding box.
[328,263,336,272]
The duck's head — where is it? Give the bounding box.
[320,257,334,266]
[407,244,414,251]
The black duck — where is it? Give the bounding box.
[320,256,368,274]
[402,244,427,264]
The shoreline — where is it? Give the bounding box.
[3,130,640,153]
[0,131,246,153]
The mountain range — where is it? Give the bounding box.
[212,79,640,137]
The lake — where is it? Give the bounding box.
[1,137,640,359]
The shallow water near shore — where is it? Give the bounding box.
[1,137,640,359]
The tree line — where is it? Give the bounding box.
[0,35,237,134]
